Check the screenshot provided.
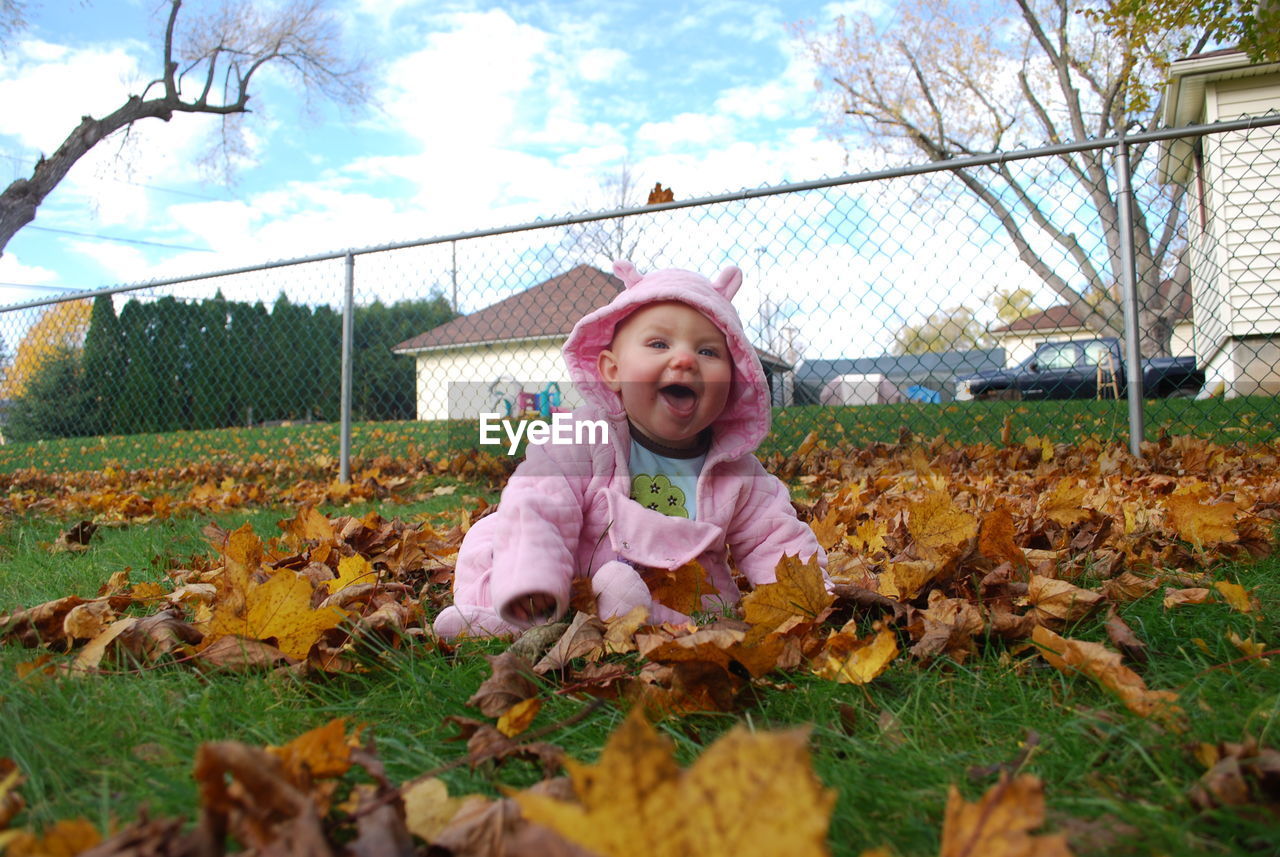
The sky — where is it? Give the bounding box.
[0,0,1062,363]
[0,1,893,298]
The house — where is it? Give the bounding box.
[794,348,1005,404]
[392,265,796,420]
[993,292,1194,369]
[1157,47,1280,397]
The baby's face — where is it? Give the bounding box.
[597,302,732,449]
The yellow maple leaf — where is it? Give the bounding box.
[207,571,346,660]
[1212,580,1255,614]
[741,555,833,642]
[846,519,888,557]
[514,710,835,857]
[938,773,1074,857]
[1032,626,1183,729]
[1040,479,1090,527]
[326,554,378,595]
[812,627,898,684]
[908,491,977,560]
[1163,495,1239,548]
[876,559,943,601]
[978,505,1026,568]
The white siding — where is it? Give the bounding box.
[411,339,586,421]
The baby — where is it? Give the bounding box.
[433,261,825,638]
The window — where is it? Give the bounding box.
[1037,343,1078,369]
[1082,342,1112,367]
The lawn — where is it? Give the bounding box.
[0,416,1277,856]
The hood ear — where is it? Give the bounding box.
[712,266,743,301]
[613,260,643,289]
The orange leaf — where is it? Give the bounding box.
[978,505,1026,568]
[939,773,1074,857]
[1163,587,1212,609]
[1164,495,1239,548]
[268,717,359,781]
[640,561,713,616]
[1027,575,1104,624]
[496,697,542,737]
[1032,626,1183,728]
[207,570,346,660]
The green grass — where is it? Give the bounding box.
[2,497,1278,854]
[3,395,1278,476]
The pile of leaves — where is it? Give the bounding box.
[2,431,1278,853]
[0,449,515,520]
[0,706,1093,857]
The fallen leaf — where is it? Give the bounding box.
[639,561,713,616]
[514,709,835,857]
[741,554,833,643]
[978,505,1026,568]
[908,491,977,560]
[1032,626,1183,728]
[1163,587,1212,609]
[813,626,898,684]
[534,612,605,674]
[1212,580,1256,614]
[939,773,1074,857]
[206,569,346,660]
[1164,494,1239,548]
[496,697,542,738]
[468,651,539,718]
[1027,575,1104,625]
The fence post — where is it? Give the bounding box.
[340,253,354,483]
[1114,135,1145,457]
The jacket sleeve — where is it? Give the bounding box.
[486,442,585,626]
[723,458,826,586]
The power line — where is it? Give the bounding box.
[25,224,214,252]
[0,281,86,293]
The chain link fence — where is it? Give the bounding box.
[1,113,1277,471]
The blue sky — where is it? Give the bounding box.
[0,0,891,305]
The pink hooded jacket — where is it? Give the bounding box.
[446,261,825,629]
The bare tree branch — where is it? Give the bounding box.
[0,0,369,256]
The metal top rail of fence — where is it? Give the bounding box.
[2,112,1279,478]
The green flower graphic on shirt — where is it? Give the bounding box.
[631,473,688,519]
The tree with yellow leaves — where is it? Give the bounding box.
[0,299,91,399]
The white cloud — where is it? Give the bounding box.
[636,113,735,151]
[0,39,146,152]
[576,48,627,83]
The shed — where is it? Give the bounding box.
[392,265,795,420]
[795,348,1005,404]
[1157,48,1280,397]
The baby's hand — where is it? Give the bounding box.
[508,592,558,624]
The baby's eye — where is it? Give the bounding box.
[698,347,721,358]
[646,339,669,349]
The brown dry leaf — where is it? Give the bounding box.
[1163,587,1212,609]
[61,599,117,642]
[813,626,898,684]
[1164,494,1239,548]
[206,569,346,660]
[1032,626,1183,729]
[1027,575,1104,625]
[534,612,605,674]
[938,773,1074,857]
[909,592,984,662]
[639,561,713,616]
[496,697,542,738]
[0,759,24,830]
[401,778,488,845]
[468,651,539,718]
[69,616,137,674]
[978,505,1026,568]
[49,520,97,554]
[636,623,783,678]
[514,709,835,857]
[908,491,977,560]
[1188,737,1280,815]
[741,554,833,642]
[1099,571,1161,603]
[195,635,292,671]
[1103,609,1147,665]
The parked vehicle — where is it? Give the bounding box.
[954,337,1204,401]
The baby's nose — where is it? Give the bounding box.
[667,348,696,370]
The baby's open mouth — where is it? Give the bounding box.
[658,384,698,414]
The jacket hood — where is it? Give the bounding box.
[562,261,771,460]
